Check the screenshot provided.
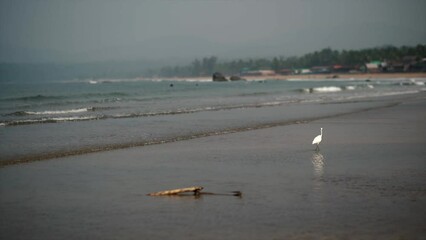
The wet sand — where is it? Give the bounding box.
[1,93,426,239]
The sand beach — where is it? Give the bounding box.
[162,72,426,82]
[275,72,426,81]
[1,90,425,239]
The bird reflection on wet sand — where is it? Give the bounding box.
[312,152,325,192]
[312,152,325,177]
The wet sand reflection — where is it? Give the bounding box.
[312,152,325,177]
[311,152,325,192]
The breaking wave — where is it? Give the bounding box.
[396,80,426,86]
[302,86,343,93]
[301,84,378,93]
[1,102,287,127]
[1,92,128,102]
[1,116,101,126]
[344,86,356,90]
[6,108,94,116]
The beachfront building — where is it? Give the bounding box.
[367,57,426,73]
[365,61,383,73]
[385,61,404,72]
[310,66,331,74]
[277,69,294,75]
[293,68,312,75]
[331,65,355,73]
[402,56,426,72]
[241,70,276,76]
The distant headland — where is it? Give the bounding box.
[154,45,426,80]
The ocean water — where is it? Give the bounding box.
[0,77,425,163]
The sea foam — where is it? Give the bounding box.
[25,108,93,115]
[1,115,100,126]
[302,86,343,93]
[5,108,94,116]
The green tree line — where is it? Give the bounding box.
[149,44,426,77]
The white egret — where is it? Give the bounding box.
[312,128,323,151]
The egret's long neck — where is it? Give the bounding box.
[320,128,323,136]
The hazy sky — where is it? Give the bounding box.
[1,0,425,63]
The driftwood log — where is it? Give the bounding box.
[147,186,242,197]
[147,186,204,196]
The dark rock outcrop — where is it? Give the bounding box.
[212,72,228,82]
[229,75,245,81]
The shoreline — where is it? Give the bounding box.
[161,72,426,81]
[0,95,408,168]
